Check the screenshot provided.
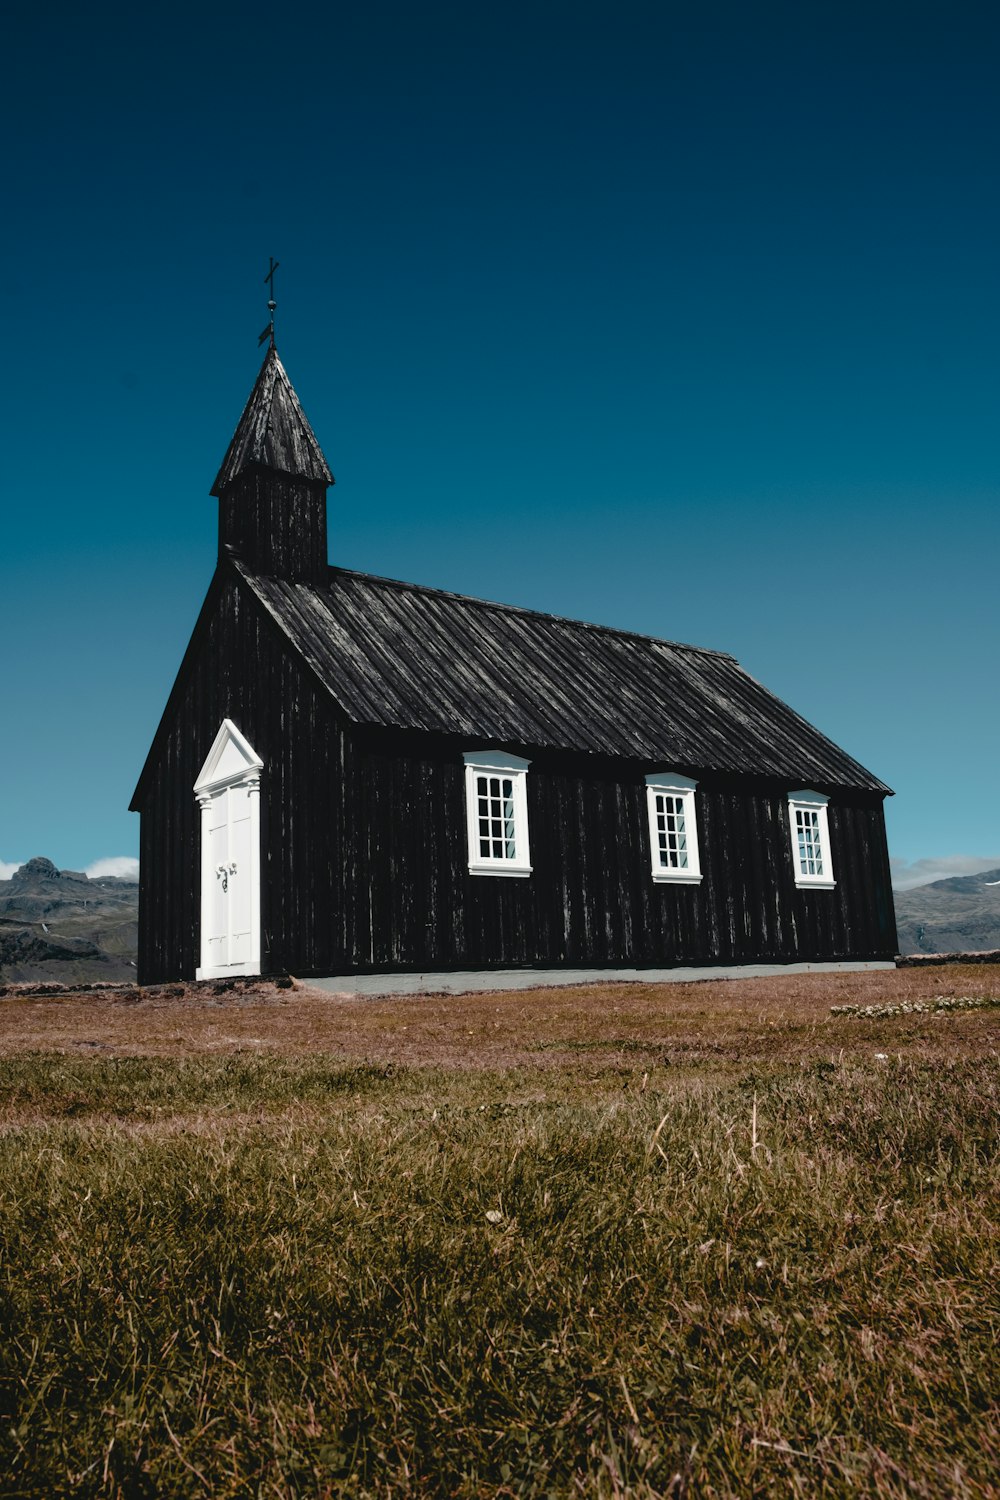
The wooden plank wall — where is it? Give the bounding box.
[136,570,337,983]
[136,574,898,982]
[219,472,328,583]
[328,733,897,974]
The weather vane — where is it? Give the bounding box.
[258,257,280,348]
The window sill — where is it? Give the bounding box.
[794,879,837,891]
[468,863,532,879]
[651,872,703,884]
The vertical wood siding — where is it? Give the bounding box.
[135,572,346,982]
[135,576,897,982]
[325,738,896,973]
[219,472,328,583]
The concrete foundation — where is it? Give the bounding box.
[302,959,897,998]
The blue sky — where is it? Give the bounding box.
[2,0,998,889]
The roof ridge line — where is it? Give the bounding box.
[326,565,738,661]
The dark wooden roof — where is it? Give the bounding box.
[211,347,333,496]
[236,561,890,791]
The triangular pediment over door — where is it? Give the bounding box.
[194,720,264,980]
[195,718,264,793]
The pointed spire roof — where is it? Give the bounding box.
[211,345,333,496]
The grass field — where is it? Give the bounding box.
[1,967,998,1497]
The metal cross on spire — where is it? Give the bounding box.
[258,257,280,349]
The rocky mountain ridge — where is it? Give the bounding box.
[2,856,997,981]
[893,867,1000,955]
[0,857,138,982]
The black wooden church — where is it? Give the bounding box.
[130,340,897,984]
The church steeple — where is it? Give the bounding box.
[211,345,333,497]
[212,345,333,584]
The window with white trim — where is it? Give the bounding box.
[645,772,702,883]
[463,751,532,877]
[788,790,836,888]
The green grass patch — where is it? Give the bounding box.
[1,1053,997,1496]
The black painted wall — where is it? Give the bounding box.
[218,469,328,583]
[306,732,897,974]
[134,565,897,983]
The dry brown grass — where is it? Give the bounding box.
[1,963,998,1070]
[1,965,998,1497]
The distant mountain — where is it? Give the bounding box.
[3,854,995,979]
[0,857,138,983]
[894,867,1000,955]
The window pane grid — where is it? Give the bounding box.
[476,773,517,861]
[795,808,824,877]
[655,792,689,869]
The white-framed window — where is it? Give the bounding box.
[788,790,836,889]
[463,750,532,878]
[645,772,702,883]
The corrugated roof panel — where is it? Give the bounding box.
[238,563,890,792]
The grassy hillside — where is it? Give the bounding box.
[0,969,997,1497]
[894,868,1000,955]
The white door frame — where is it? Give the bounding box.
[194,719,264,980]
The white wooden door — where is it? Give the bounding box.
[194,720,263,980]
[202,782,256,972]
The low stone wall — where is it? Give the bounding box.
[896,950,1000,967]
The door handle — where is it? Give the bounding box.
[216,862,237,892]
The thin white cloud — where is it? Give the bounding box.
[891,855,1000,892]
[85,856,140,882]
[0,859,22,880]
